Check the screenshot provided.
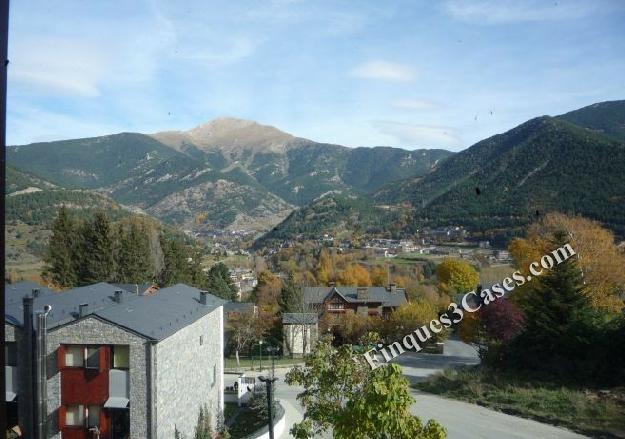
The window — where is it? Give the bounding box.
[112,345,129,369]
[200,335,204,346]
[87,405,100,428]
[328,299,345,310]
[65,346,84,367]
[65,404,84,426]
[213,364,216,387]
[85,347,100,369]
[5,342,17,366]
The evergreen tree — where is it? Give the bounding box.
[158,234,191,287]
[509,231,597,375]
[279,272,303,312]
[117,221,153,283]
[78,211,115,284]
[206,262,236,300]
[45,206,79,288]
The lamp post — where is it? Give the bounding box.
[266,346,278,379]
[258,375,278,439]
[258,340,264,372]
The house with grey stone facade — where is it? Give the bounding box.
[4,281,225,439]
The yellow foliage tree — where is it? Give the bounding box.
[509,212,625,313]
[370,265,388,286]
[337,264,372,286]
[316,248,335,285]
[436,258,479,296]
[386,300,443,342]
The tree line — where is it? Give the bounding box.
[44,207,237,300]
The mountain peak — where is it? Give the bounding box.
[151,117,296,154]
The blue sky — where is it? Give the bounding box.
[7,0,625,151]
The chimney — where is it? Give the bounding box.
[328,282,336,288]
[22,297,35,438]
[388,283,397,293]
[114,290,123,303]
[78,303,89,318]
[357,287,368,300]
[32,288,41,298]
[200,291,208,305]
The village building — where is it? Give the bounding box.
[4,281,225,439]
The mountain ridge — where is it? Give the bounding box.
[7,119,451,233]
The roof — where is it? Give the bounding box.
[282,313,318,324]
[5,281,54,305]
[224,302,256,314]
[303,286,407,308]
[111,283,158,296]
[4,282,226,341]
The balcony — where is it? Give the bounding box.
[104,369,129,409]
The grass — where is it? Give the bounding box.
[415,366,625,438]
[224,356,304,370]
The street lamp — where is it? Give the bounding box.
[258,340,264,372]
[266,346,279,379]
[258,375,278,439]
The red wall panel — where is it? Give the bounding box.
[60,346,111,405]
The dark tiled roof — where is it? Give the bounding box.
[224,302,256,314]
[4,282,226,341]
[4,281,54,305]
[282,313,318,324]
[111,283,158,295]
[303,286,407,308]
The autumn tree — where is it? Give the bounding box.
[252,270,282,312]
[509,212,625,313]
[316,248,335,285]
[385,300,443,343]
[227,312,269,367]
[436,258,479,296]
[286,340,446,439]
[337,264,371,286]
[370,265,388,286]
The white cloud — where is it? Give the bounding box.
[444,0,606,24]
[9,38,109,97]
[350,61,416,81]
[390,99,436,111]
[7,104,125,145]
[371,120,461,149]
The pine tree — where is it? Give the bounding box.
[279,272,303,312]
[510,231,596,372]
[45,206,79,288]
[158,234,193,287]
[207,262,235,300]
[78,211,115,284]
[117,221,153,283]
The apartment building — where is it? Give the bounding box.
[4,281,225,439]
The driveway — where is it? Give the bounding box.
[248,339,586,439]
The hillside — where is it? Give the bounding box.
[260,100,625,243]
[7,120,451,233]
[256,194,410,246]
[558,100,625,141]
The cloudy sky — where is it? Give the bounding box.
[7,0,625,150]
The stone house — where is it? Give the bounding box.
[282,313,318,357]
[4,281,225,439]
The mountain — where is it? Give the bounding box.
[7,119,452,233]
[263,100,625,242]
[557,100,625,141]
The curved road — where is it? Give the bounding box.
[262,339,586,438]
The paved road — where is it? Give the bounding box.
[246,339,586,439]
